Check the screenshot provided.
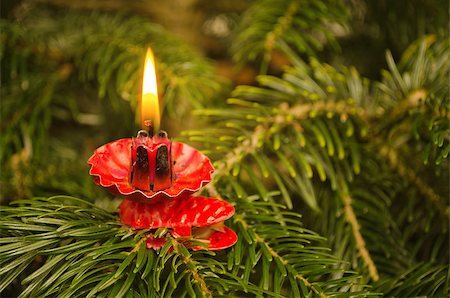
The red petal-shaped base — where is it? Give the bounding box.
[119,196,235,229]
[120,196,237,251]
[88,139,214,203]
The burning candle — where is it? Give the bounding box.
[131,48,173,192]
[88,48,237,251]
[89,48,214,202]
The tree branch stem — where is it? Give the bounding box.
[264,1,299,52]
[342,195,380,281]
[170,238,212,298]
[379,145,450,218]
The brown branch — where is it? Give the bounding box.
[379,145,450,218]
[387,88,450,120]
[264,1,299,52]
[342,194,380,281]
[170,237,212,298]
[387,89,428,119]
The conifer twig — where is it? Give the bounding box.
[379,145,450,218]
[264,1,299,52]
[210,100,366,183]
[387,89,427,119]
[342,194,380,281]
[169,237,212,298]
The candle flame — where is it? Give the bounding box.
[140,48,160,131]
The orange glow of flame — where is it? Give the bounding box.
[140,48,160,131]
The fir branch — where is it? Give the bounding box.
[232,0,348,72]
[341,194,379,281]
[208,100,366,187]
[169,237,212,298]
[372,262,449,297]
[234,214,328,298]
[0,196,277,297]
[264,1,299,55]
[305,162,413,278]
[190,39,448,288]
[378,144,450,218]
[204,186,370,296]
[375,37,449,167]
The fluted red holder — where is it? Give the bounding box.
[120,196,237,250]
[88,130,237,251]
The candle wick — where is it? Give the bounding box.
[144,120,154,137]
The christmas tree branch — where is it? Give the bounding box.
[0,196,273,297]
[205,185,368,296]
[385,88,427,119]
[342,194,379,281]
[232,0,347,70]
[169,238,212,298]
[195,41,448,287]
[209,100,366,186]
[264,1,299,54]
[372,262,449,296]
[378,145,450,218]
[234,214,328,298]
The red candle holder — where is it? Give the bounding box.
[88,129,237,251]
[88,134,214,204]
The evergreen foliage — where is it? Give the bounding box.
[1,0,448,297]
[186,36,449,291]
[231,0,348,73]
[0,196,369,297]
